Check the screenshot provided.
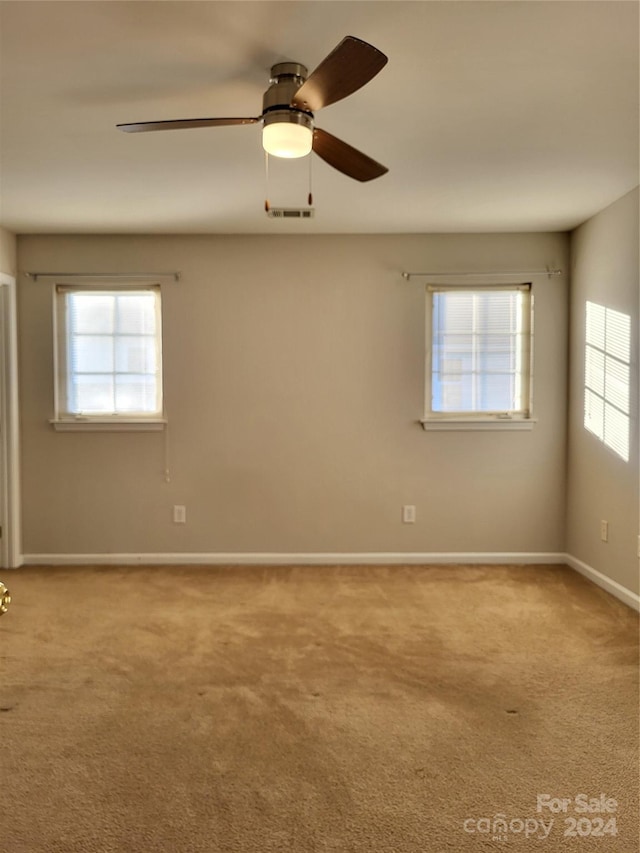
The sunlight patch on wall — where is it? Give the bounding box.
[584,301,631,462]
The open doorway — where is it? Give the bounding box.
[0,273,21,568]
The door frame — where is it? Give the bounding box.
[0,273,21,568]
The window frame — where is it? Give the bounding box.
[51,283,166,432]
[421,283,535,431]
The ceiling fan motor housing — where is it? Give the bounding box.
[262,62,313,128]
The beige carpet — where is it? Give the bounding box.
[1,563,638,852]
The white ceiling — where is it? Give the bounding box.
[0,0,638,234]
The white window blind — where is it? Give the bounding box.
[426,285,532,419]
[54,285,163,420]
[584,301,630,462]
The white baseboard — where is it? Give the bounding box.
[564,554,640,612]
[19,551,639,610]
[22,550,566,567]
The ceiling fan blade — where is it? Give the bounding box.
[292,36,387,112]
[117,117,259,133]
[312,128,388,182]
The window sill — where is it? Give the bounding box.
[420,418,536,432]
[50,418,167,432]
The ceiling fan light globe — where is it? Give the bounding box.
[262,122,313,159]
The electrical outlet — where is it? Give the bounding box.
[600,520,608,542]
[173,505,186,524]
[402,505,416,524]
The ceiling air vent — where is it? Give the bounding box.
[266,207,315,219]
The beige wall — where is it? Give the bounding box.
[17,232,569,558]
[0,226,17,276]
[566,188,639,594]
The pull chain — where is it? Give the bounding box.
[264,151,270,212]
[308,153,313,207]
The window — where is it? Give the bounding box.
[53,285,164,429]
[584,301,630,462]
[423,285,533,429]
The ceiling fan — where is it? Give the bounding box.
[117,36,388,182]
